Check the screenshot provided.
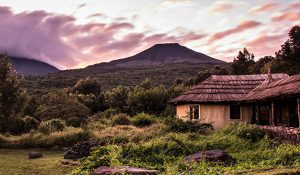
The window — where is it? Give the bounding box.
[230,105,241,119]
[189,105,200,120]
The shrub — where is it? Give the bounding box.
[222,124,267,142]
[23,116,39,132]
[66,117,85,128]
[167,118,213,133]
[111,114,131,126]
[8,117,27,135]
[72,146,113,175]
[131,113,156,127]
[38,119,66,134]
[0,127,89,148]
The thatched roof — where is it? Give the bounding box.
[244,73,300,101]
[169,74,288,104]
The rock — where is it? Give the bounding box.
[28,152,43,159]
[64,141,93,160]
[91,166,157,175]
[60,159,80,166]
[183,150,236,166]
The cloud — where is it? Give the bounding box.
[284,1,300,11]
[249,3,278,14]
[207,20,262,44]
[244,33,287,58]
[208,0,237,13]
[271,11,300,22]
[0,6,205,68]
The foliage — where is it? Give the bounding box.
[105,86,129,113]
[131,113,156,127]
[167,118,213,133]
[0,127,89,148]
[0,55,24,133]
[66,117,85,128]
[231,48,255,75]
[23,115,40,132]
[111,114,131,126]
[38,119,66,134]
[273,25,300,75]
[71,77,102,96]
[74,123,300,174]
[128,79,169,115]
[35,91,90,120]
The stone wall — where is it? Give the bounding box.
[258,125,300,143]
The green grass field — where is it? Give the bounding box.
[0,149,75,175]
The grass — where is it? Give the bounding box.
[0,149,75,175]
[73,124,300,175]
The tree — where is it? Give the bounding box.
[0,55,22,132]
[231,48,255,75]
[249,56,274,74]
[35,91,90,120]
[70,77,106,112]
[128,79,169,115]
[105,86,129,113]
[274,25,300,74]
[72,77,102,95]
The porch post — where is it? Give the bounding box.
[297,97,300,128]
[271,101,275,125]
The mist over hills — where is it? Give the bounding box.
[9,57,59,76]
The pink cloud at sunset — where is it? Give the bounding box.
[0,0,299,68]
[207,20,262,44]
[250,3,279,14]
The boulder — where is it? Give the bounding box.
[91,166,157,175]
[183,150,236,166]
[64,141,93,160]
[28,152,43,159]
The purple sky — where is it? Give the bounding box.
[0,0,299,69]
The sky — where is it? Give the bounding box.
[0,0,299,69]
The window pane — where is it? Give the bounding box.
[230,105,240,119]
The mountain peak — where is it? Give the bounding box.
[152,43,181,47]
[89,43,226,68]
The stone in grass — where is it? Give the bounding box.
[183,150,236,166]
[64,141,92,160]
[91,166,157,175]
[28,152,43,159]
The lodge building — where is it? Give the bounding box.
[169,73,300,129]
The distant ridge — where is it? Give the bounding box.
[9,57,59,76]
[88,43,226,68]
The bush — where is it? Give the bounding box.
[38,119,66,134]
[222,124,267,142]
[8,117,27,135]
[167,118,213,133]
[111,114,131,126]
[72,146,113,175]
[131,113,156,127]
[0,127,89,148]
[23,116,39,132]
[66,117,85,128]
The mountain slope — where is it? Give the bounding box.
[88,43,226,68]
[9,57,59,76]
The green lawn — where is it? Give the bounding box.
[0,149,75,175]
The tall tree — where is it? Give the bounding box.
[231,48,255,75]
[0,55,22,132]
[275,25,300,74]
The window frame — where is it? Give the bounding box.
[230,105,241,120]
[189,105,200,120]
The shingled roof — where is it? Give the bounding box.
[169,74,289,104]
[244,73,300,101]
